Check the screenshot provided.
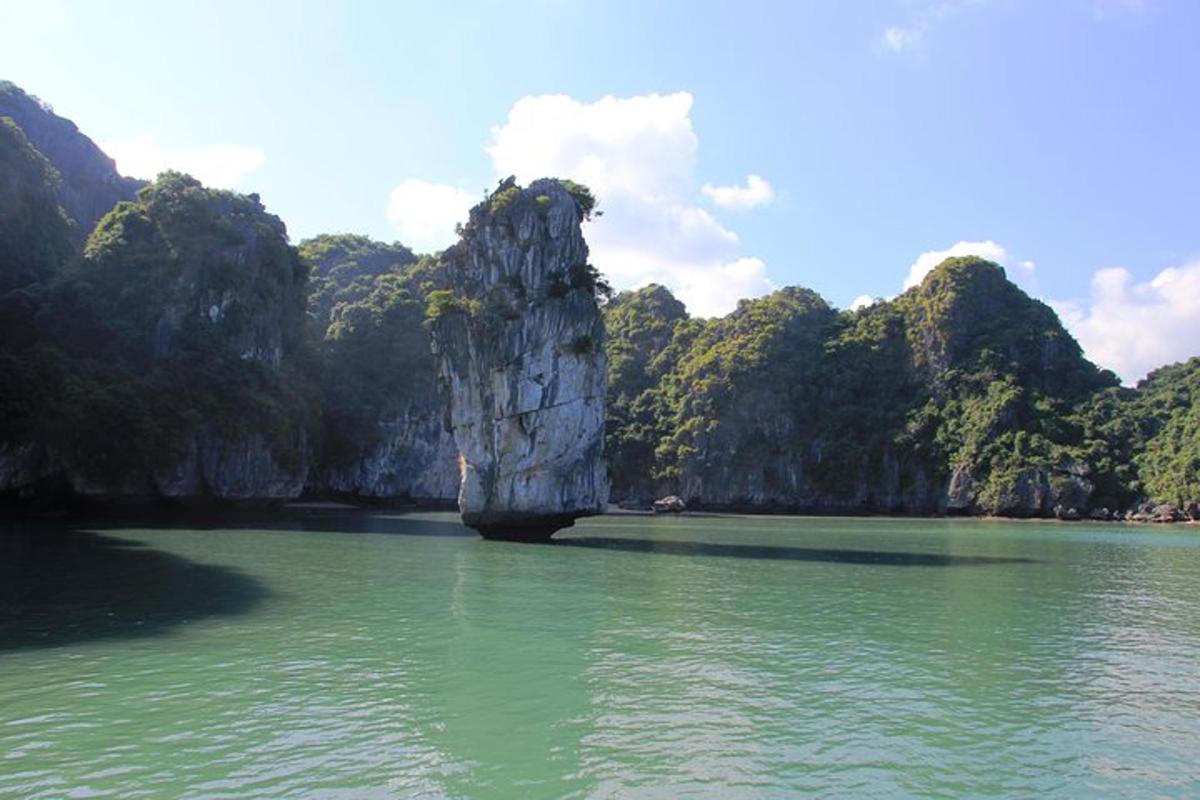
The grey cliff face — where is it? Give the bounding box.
[316,408,460,501]
[153,430,310,502]
[430,178,609,539]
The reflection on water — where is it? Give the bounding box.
[1,511,1198,799]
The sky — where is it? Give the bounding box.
[1,0,1198,383]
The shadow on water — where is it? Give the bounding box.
[232,509,477,538]
[0,524,271,654]
[63,507,479,539]
[556,536,1036,566]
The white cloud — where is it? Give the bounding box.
[484,92,774,317]
[385,179,476,253]
[103,135,265,189]
[487,92,698,201]
[701,174,775,210]
[903,239,1035,291]
[1051,261,1200,385]
[674,257,772,320]
[849,294,878,311]
[881,25,924,52]
[879,1,989,54]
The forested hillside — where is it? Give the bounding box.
[603,263,1197,520]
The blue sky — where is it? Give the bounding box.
[2,0,1197,381]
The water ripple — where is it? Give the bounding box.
[1,513,1199,798]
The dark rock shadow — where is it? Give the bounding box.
[5,507,479,539]
[0,524,272,654]
[555,536,1036,566]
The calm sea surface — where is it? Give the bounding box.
[2,510,1199,798]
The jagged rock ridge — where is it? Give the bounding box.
[0,81,141,243]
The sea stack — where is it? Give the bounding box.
[429,177,609,541]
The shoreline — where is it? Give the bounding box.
[606,505,1198,525]
[1,498,1194,526]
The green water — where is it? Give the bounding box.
[2,511,1199,798]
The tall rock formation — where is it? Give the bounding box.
[430,178,609,540]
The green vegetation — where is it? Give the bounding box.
[652,287,841,488]
[0,117,72,293]
[569,262,612,301]
[318,266,445,468]
[603,284,691,496]
[1133,359,1200,506]
[884,257,1117,512]
[0,169,317,484]
[72,172,317,475]
[602,258,1196,516]
[299,233,451,474]
[1066,358,1200,510]
[424,288,481,320]
[0,117,76,446]
[488,185,522,213]
[0,84,1196,515]
[300,233,417,329]
[558,179,598,219]
[566,334,596,355]
[482,177,597,220]
[1,81,143,242]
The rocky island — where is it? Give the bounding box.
[428,178,610,540]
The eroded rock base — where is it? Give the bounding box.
[466,513,581,542]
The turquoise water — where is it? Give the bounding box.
[2,510,1199,798]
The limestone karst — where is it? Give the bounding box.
[429,178,610,539]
